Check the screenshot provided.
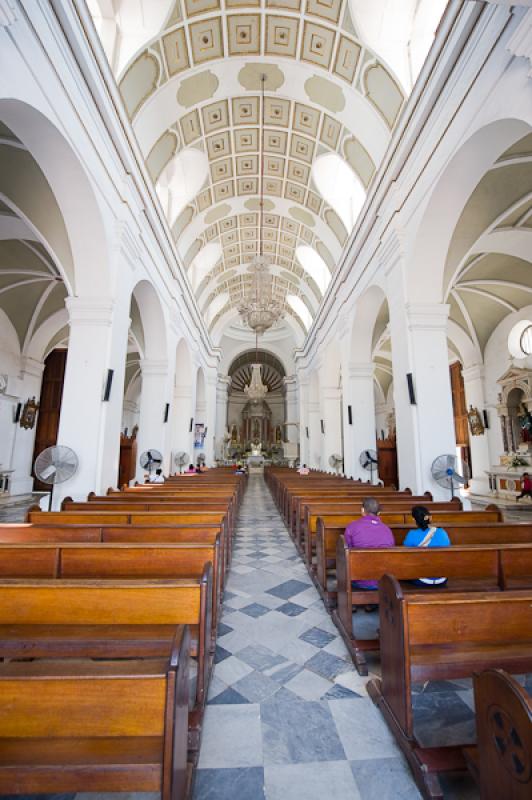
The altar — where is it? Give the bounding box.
[247,445,265,474]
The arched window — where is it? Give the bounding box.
[312,153,366,232]
[156,148,208,227]
[287,295,312,330]
[296,246,331,294]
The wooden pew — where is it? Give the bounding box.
[315,518,530,606]
[26,509,232,564]
[333,540,532,674]
[0,576,213,751]
[0,628,190,797]
[299,500,468,561]
[367,576,532,799]
[0,540,222,638]
[464,669,532,800]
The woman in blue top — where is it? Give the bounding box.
[403,505,451,586]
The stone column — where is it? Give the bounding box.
[298,377,309,466]
[321,386,343,471]
[283,375,299,463]
[54,296,129,505]
[388,271,456,497]
[462,364,491,495]
[214,375,230,460]
[8,358,44,495]
[308,400,321,469]
[171,385,194,471]
[136,359,170,481]
[344,363,377,481]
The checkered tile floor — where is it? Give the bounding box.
[192,476,483,800]
[5,476,512,800]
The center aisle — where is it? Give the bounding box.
[193,475,421,800]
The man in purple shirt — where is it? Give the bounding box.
[344,497,395,591]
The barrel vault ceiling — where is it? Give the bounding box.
[88,0,447,345]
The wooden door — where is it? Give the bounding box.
[377,439,398,488]
[449,361,471,483]
[32,349,67,491]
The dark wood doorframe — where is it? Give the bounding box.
[32,349,67,491]
[449,360,471,481]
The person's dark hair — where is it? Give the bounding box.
[188,464,194,470]
[362,497,380,515]
[412,505,431,530]
[524,472,529,477]
[155,468,162,476]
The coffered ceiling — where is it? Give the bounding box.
[90,0,416,343]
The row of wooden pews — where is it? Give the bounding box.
[0,467,245,798]
[265,466,532,800]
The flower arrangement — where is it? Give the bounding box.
[509,454,529,468]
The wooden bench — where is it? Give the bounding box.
[0,540,222,639]
[463,669,532,800]
[0,626,190,797]
[298,500,470,562]
[0,576,213,752]
[333,540,532,674]
[26,510,232,564]
[315,519,531,606]
[367,576,532,799]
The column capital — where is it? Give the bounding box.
[462,364,485,384]
[406,303,450,332]
[379,227,406,275]
[348,362,374,380]
[283,375,298,391]
[19,357,45,380]
[66,296,114,327]
[140,358,168,377]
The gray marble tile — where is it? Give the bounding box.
[236,643,287,672]
[284,668,333,701]
[213,654,254,685]
[350,757,422,799]
[208,686,250,705]
[299,626,336,648]
[233,669,281,702]
[261,688,346,765]
[198,705,263,768]
[266,579,311,599]
[265,761,361,800]
[328,698,400,760]
[275,601,307,616]
[305,650,352,681]
[193,767,265,800]
[413,691,476,747]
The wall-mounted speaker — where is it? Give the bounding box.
[406,373,416,405]
[164,403,169,423]
[103,369,114,402]
[189,417,194,432]
[14,402,22,423]
[482,409,489,429]
[320,419,325,434]
[347,405,352,425]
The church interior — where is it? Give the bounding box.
[0,1,532,799]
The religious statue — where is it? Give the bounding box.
[467,405,485,436]
[518,404,532,443]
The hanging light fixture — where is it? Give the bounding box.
[238,73,284,335]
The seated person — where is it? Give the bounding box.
[297,463,310,475]
[235,463,246,474]
[345,497,395,608]
[184,463,197,474]
[149,468,165,484]
[517,472,532,501]
[403,505,450,586]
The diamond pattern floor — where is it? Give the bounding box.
[0,476,490,799]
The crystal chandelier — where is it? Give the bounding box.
[238,74,284,335]
[244,363,268,401]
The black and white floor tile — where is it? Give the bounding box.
[0,476,495,799]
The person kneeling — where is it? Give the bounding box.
[403,505,450,587]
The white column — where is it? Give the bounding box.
[8,358,44,495]
[136,359,170,481]
[171,385,194,470]
[54,296,129,505]
[214,375,230,460]
[308,400,322,469]
[283,375,299,463]
[203,373,217,465]
[298,378,309,466]
[321,386,343,471]
[345,363,378,481]
[462,364,491,495]
[388,279,456,497]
